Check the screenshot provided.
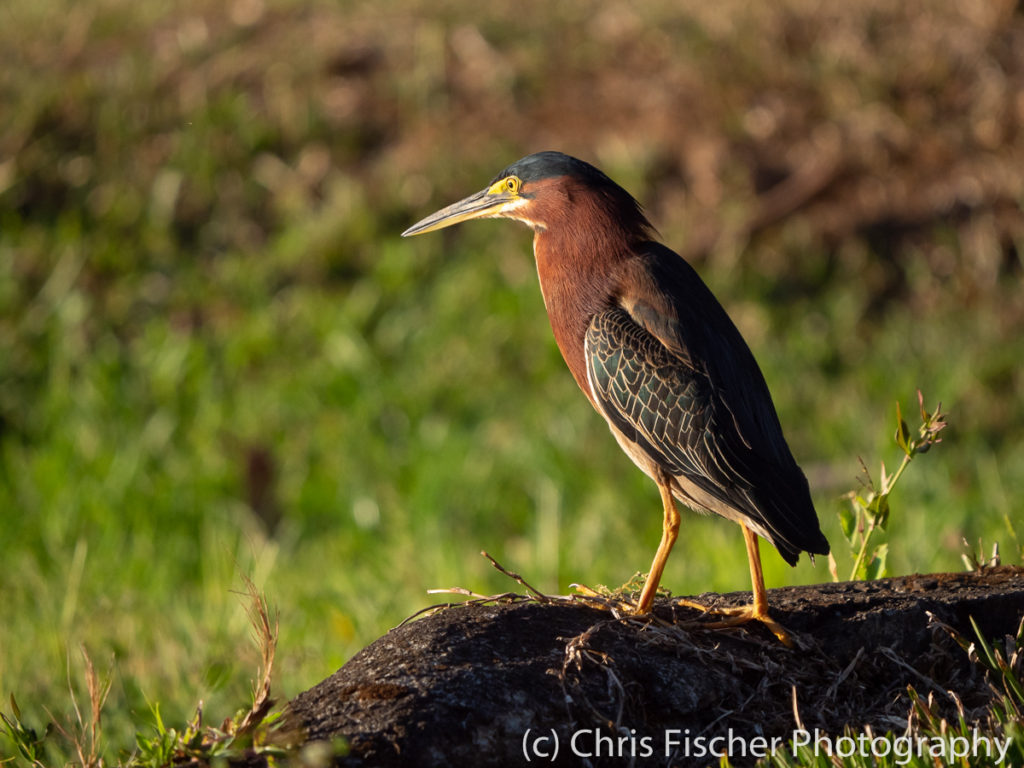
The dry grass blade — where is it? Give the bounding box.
[791,684,804,732]
[79,647,110,768]
[46,646,112,768]
[235,575,279,737]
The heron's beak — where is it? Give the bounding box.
[401,186,519,237]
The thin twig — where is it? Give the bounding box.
[826,647,864,701]
[879,646,956,702]
[481,551,552,602]
[397,592,536,627]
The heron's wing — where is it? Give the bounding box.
[586,269,828,562]
[585,306,759,513]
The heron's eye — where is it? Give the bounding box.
[505,176,520,194]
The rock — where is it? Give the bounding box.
[286,566,1024,767]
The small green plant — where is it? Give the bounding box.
[760,616,1024,767]
[132,577,293,767]
[0,579,301,768]
[1,646,110,768]
[961,538,1002,572]
[1,695,50,767]
[831,391,947,582]
[915,613,1024,766]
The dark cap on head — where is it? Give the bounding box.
[490,151,617,187]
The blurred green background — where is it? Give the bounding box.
[2,0,1022,758]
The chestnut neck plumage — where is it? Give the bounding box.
[525,175,654,403]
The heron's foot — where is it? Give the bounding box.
[672,598,795,648]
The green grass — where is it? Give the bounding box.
[1,0,1022,764]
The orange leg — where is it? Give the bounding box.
[623,479,795,647]
[635,471,680,613]
[743,523,770,617]
[694,524,795,647]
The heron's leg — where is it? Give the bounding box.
[695,524,795,647]
[635,470,680,614]
[743,523,770,616]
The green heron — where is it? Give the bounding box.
[403,151,828,644]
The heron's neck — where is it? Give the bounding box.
[531,223,632,403]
